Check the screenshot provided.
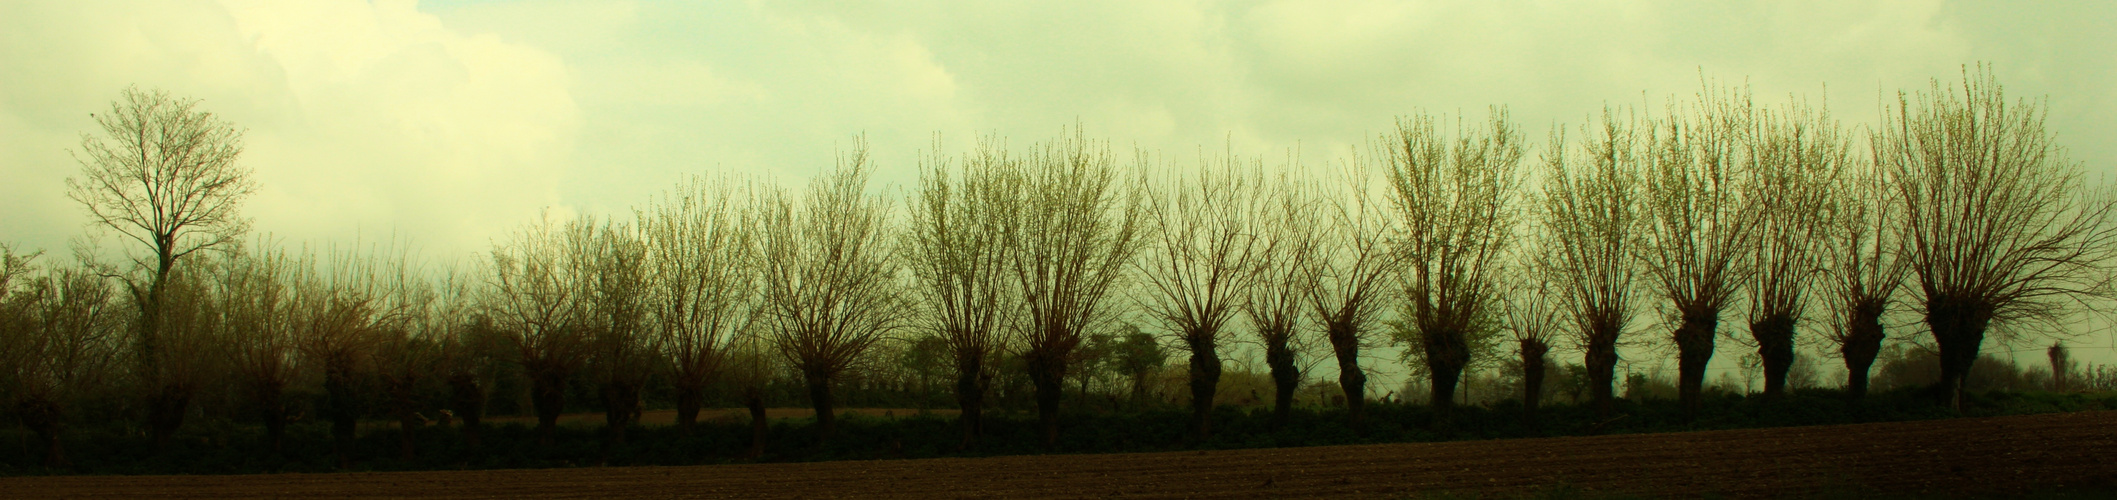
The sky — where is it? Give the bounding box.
[2,0,2114,384]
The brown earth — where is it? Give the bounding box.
[479,407,959,427]
[8,410,2113,499]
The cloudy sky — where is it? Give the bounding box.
[3,0,2114,374]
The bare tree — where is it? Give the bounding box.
[1303,160,1401,427]
[1386,109,1528,410]
[485,216,597,445]
[905,138,1017,448]
[0,249,122,467]
[1639,85,1761,417]
[210,243,300,455]
[2047,341,2071,392]
[1502,265,1563,426]
[1881,66,2117,409]
[66,86,254,448]
[586,221,651,450]
[757,142,905,442]
[1744,96,1847,397]
[1539,108,1647,418]
[1136,157,1268,440]
[640,175,757,435]
[294,247,391,468]
[1245,166,1317,428]
[373,260,465,460]
[1821,133,1908,399]
[1007,128,1146,447]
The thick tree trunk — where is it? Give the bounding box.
[386,376,419,460]
[602,380,641,448]
[1326,321,1365,428]
[1752,313,1797,397]
[324,362,359,469]
[1265,337,1299,429]
[804,371,836,445]
[1840,302,1886,399]
[1027,349,1066,448]
[1926,296,1993,410]
[1519,338,1549,428]
[1674,311,1717,419]
[1185,333,1221,441]
[674,381,703,435]
[254,382,287,455]
[1584,320,1621,420]
[1423,328,1470,410]
[529,366,568,447]
[146,384,190,452]
[954,354,985,449]
[744,387,768,458]
[19,397,66,468]
[448,373,484,452]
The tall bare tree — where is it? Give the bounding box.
[1386,109,1527,409]
[1136,157,1268,440]
[1822,135,1908,398]
[485,216,597,445]
[640,175,757,435]
[1639,85,1761,417]
[1007,129,1146,447]
[1881,66,2117,409]
[1303,161,1401,427]
[758,142,905,442]
[1745,96,1847,397]
[66,86,254,448]
[905,138,1017,448]
[1245,166,1317,428]
[1539,108,1647,418]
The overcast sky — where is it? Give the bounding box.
[3,0,2114,377]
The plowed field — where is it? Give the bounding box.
[8,410,2112,499]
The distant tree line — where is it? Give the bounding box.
[5,66,2116,469]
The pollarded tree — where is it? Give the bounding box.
[1881,67,2117,409]
[1822,137,1908,399]
[1539,108,1648,418]
[758,142,906,443]
[1006,128,1147,447]
[1135,158,1269,440]
[485,215,598,446]
[586,221,651,449]
[1744,96,1848,397]
[1303,160,1402,427]
[293,247,391,468]
[1386,108,1528,410]
[1639,85,1762,417]
[211,243,301,455]
[66,86,255,448]
[1245,166,1318,428]
[640,175,757,435]
[373,262,463,460]
[905,138,1017,448]
[1502,264,1563,426]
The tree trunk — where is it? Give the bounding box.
[1927,297,1993,410]
[602,381,641,448]
[19,397,66,468]
[386,376,419,460]
[1840,302,1886,399]
[1185,333,1221,441]
[744,387,768,459]
[1423,328,1470,410]
[804,371,836,446]
[1674,311,1717,420]
[1027,349,1066,449]
[1584,319,1621,420]
[1326,321,1365,428]
[254,382,287,455]
[324,361,359,469]
[1265,336,1299,429]
[529,365,567,447]
[954,354,985,449]
[674,380,703,436]
[1519,338,1549,428]
[146,383,191,452]
[1752,313,1797,397]
[447,373,484,452]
